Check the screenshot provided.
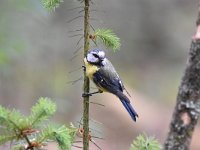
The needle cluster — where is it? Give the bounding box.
[0,97,77,150]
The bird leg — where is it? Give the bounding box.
[82,90,103,97]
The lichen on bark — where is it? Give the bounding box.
[164,40,200,150]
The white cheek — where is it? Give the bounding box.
[87,54,98,63]
[99,51,105,58]
[101,59,106,66]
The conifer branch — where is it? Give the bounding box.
[93,28,121,51]
[37,125,76,150]
[130,134,161,150]
[28,97,56,126]
[41,0,63,11]
[0,135,17,145]
[0,98,77,150]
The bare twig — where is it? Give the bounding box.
[66,6,84,11]
[68,66,82,74]
[91,136,104,140]
[90,139,102,150]
[70,50,83,61]
[68,34,83,38]
[90,118,103,125]
[67,15,83,23]
[76,36,84,47]
[77,120,102,135]
[68,29,83,33]
[73,140,83,143]
[89,24,95,32]
[90,101,105,107]
[72,145,83,149]
[67,76,83,85]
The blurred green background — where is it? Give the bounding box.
[0,0,199,149]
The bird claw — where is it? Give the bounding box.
[82,66,86,72]
[82,93,92,97]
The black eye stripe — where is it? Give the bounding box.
[93,54,99,58]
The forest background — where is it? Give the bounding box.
[0,0,199,149]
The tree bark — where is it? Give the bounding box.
[164,4,200,150]
[83,0,90,150]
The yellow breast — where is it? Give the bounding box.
[84,58,99,79]
[84,58,108,92]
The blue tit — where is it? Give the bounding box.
[83,49,138,122]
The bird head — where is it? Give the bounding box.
[86,49,105,65]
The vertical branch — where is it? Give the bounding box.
[83,0,90,150]
[164,3,200,150]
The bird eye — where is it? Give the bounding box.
[93,54,99,58]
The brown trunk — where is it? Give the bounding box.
[164,4,200,149]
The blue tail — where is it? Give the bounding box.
[116,91,138,121]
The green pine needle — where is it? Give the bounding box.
[37,125,76,150]
[0,105,11,126]
[0,106,24,130]
[94,29,121,51]
[41,0,63,11]
[0,98,76,149]
[54,125,72,150]
[28,97,56,126]
[68,123,77,142]
[130,134,161,150]
[0,135,17,145]
[11,145,24,150]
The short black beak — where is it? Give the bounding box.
[99,57,104,61]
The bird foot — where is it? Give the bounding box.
[82,66,86,72]
[82,93,92,97]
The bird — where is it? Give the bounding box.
[83,49,138,121]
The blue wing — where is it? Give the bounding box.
[92,60,138,121]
